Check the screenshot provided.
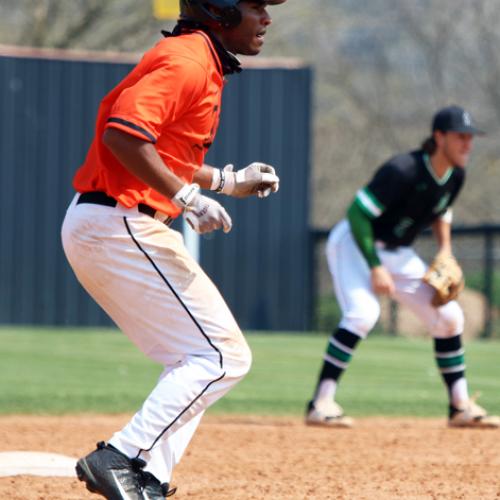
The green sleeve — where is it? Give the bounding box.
[347,200,381,268]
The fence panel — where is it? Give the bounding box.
[0,50,312,331]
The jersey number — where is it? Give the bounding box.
[393,217,414,238]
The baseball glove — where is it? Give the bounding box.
[423,254,465,307]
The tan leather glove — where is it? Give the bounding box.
[423,254,465,307]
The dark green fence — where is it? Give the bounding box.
[0,47,312,331]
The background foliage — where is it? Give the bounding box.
[2,0,500,228]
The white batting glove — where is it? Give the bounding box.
[172,184,232,234]
[211,162,280,198]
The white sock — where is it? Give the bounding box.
[451,378,469,407]
[315,379,337,403]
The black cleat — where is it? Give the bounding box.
[139,471,177,499]
[75,441,146,500]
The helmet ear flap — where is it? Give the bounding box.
[220,5,242,28]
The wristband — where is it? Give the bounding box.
[220,169,235,194]
[172,183,200,208]
[210,168,222,191]
[215,169,226,193]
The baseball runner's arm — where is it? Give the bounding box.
[103,129,231,235]
[198,163,279,198]
[103,128,184,198]
[192,164,215,190]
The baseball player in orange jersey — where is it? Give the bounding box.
[61,1,285,498]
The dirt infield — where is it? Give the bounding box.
[0,414,499,500]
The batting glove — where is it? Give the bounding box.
[212,162,280,198]
[172,184,232,234]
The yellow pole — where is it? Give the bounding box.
[153,0,179,20]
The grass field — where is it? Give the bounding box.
[1,327,499,417]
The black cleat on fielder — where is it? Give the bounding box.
[75,441,146,500]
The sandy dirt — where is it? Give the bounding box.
[0,414,499,500]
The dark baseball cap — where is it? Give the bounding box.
[432,105,484,135]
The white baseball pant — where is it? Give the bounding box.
[326,220,464,339]
[61,194,252,483]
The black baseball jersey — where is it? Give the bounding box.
[353,150,465,247]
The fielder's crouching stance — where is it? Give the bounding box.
[61,1,285,498]
[306,106,500,429]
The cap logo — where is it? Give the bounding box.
[463,111,471,126]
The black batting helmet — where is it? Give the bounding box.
[180,0,286,29]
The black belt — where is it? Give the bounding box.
[77,192,172,224]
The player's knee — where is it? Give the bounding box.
[237,340,252,376]
[434,301,464,337]
[222,335,252,380]
[341,306,380,338]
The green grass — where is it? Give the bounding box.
[0,327,162,414]
[1,327,499,417]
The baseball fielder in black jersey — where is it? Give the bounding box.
[366,152,464,248]
[306,105,499,428]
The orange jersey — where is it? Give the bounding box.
[73,30,225,217]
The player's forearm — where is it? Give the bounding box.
[431,219,452,255]
[102,128,184,198]
[347,201,381,268]
[193,164,216,190]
